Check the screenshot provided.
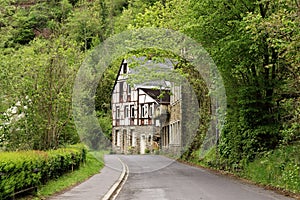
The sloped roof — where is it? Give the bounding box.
[111,57,174,105]
[141,88,170,104]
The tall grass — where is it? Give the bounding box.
[243,143,300,193]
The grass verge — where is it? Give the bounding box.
[243,143,300,194]
[20,151,106,200]
[183,143,300,198]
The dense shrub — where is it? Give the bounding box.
[0,144,87,199]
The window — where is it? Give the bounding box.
[131,130,136,146]
[123,63,127,74]
[141,104,148,118]
[114,131,118,145]
[144,104,148,117]
[148,135,152,143]
[119,82,123,93]
[130,105,135,118]
[128,85,131,94]
[116,130,120,146]
[119,82,123,102]
[149,104,153,117]
[125,106,129,118]
[141,105,145,118]
[116,106,120,119]
[129,132,132,147]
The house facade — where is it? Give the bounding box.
[111,59,171,154]
[111,58,191,155]
[161,83,183,156]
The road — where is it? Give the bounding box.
[113,155,294,200]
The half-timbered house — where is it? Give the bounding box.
[111,57,196,155]
[111,59,171,154]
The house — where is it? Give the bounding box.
[161,82,182,156]
[111,58,188,155]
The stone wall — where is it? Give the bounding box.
[112,125,159,154]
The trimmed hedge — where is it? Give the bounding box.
[0,144,87,199]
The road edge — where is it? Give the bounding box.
[177,159,300,200]
[102,157,129,200]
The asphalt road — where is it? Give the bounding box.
[114,155,294,200]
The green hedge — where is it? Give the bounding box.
[0,144,87,199]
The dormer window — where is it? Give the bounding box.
[123,63,127,74]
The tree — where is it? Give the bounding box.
[65,0,109,51]
[0,37,82,150]
[111,0,213,159]
[190,0,300,164]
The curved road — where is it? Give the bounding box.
[115,155,294,200]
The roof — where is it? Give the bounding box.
[126,57,174,89]
[111,57,175,106]
[141,88,170,104]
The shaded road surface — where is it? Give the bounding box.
[116,155,293,200]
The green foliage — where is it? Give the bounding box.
[117,0,300,182]
[280,98,300,144]
[145,148,150,154]
[189,0,300,166]
[177,60,210,160]
[0,37,82,150]
[114,0,168,33]
[193,147,219,168]
[65,0,110,50]
[95,58,121,113]
[244,143,300,193]
[129,0,190,30]
[113,0,212,160]
[97,111,112,141]
[37,151,104,198]
[0,0,74,47]
[0,144,87,199]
